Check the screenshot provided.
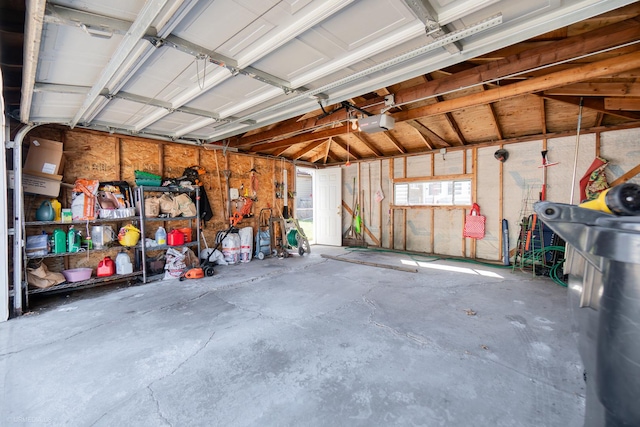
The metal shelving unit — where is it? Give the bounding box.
[19,185,201,307]
[136,186,200,283]
[23,215,141,302]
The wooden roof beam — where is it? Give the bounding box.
[382,132,407,154]
[270,146,289,157]
[424,74,466,145]
[290,139,328,160]
[248,124,349,152]
[540,97,547,135]
[395,17,640,105]
[395,50,640,122]
[541,95,640,120]
[323,138,332,163]
[351,133,383,157]
[481,84,503,140]
[604,97,640,111]
[331,137,362,161]
[231,17,640,148]
[406,120,450,148]
[544,82,640,97]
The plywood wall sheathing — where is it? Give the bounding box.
[63,132,120,183]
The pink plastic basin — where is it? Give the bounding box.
[62,268,92,282]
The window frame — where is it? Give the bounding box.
[392,174,473,207]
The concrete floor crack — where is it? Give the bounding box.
[362,295,436,348]
[165,330,217,379]
[148,385,172,426]
[0,320,117,358]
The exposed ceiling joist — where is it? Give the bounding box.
[541,95,640,120]
[291,139,328,160]
[544,82,640,97]
[395,50,640,122]
[249,124,350,152]
[331,138,361,160]
[382,132,408,154]
[351,134,383,157]
[407,121,451,148]
[540,97,547,135]
[604,97,640,111]
[231,15,640,150]
[393,16,640,107]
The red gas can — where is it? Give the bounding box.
[97,256,116,277]
[168,229,185,246]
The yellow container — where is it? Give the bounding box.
[50,199,62,221]
[118,224,141,247]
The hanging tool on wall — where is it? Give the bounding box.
[526,149,559,252]
[354,191,362,237]
[539,150,559,201]
[344,177,357,239]
[249,166,259,200]
[223,170,231,220]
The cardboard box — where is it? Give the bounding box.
[24,137,64,176]
[8,170,63,197]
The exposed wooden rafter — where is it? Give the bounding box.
[482,84,503,140]
[544,82,640,97]
[291,139,327,160]
[540,97,547,135]
[351,133,383,157]
[406,120,450,148]
[382,132,407,154]
[424,73,466,145]
[395,50,640,122]
[234,17,640,156]
[604,97,640,111]
[541,95,640,120]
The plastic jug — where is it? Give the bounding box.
[50,199,62,222]
[36,200,55,221]
[97,256,115,277]
[52,229,66,254]
[116,251,133,275]
[168,229,185,246]
[155,226,167,246]
[67,226,80,252]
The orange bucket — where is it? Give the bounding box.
[177,227,192,242]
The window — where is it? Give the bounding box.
[394,179,471,206]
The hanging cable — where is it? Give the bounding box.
[196,55,208,90]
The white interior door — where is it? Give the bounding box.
[314,167,342,246]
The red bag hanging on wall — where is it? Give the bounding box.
[463,203,485,239]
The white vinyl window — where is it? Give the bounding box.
[394,180,471,206]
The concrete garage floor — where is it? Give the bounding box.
[0,246,585,426]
